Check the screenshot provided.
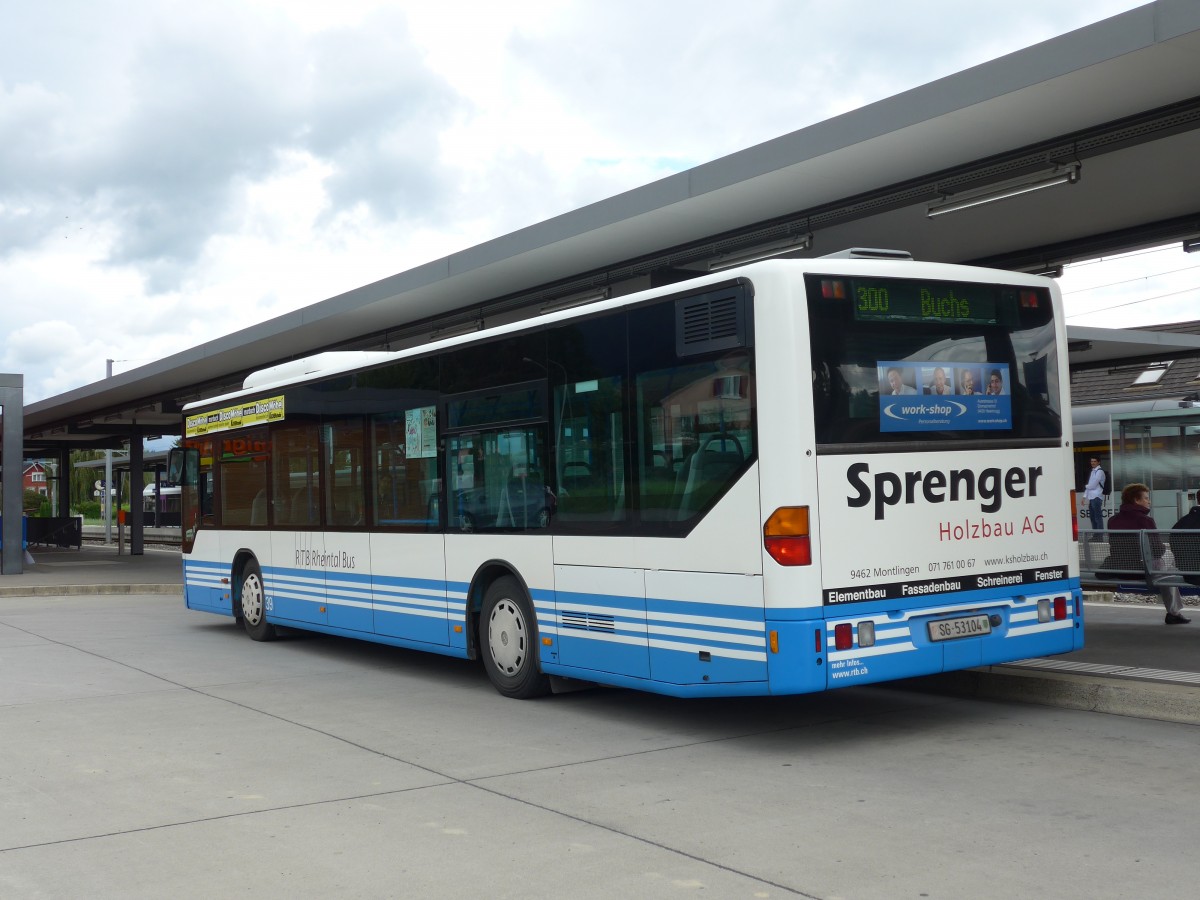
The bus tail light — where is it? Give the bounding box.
[764,506,812,566]
[1069,490,1078,542]
[1038,597,1068,622]
[834,623,853,651]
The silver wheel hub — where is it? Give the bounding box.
[488,598,526,676]
[242,573,263,625]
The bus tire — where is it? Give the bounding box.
[480,576,549,699]
[238,560,277,642]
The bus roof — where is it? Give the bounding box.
[184,256,1056,413]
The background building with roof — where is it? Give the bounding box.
[1070,319,1200,522]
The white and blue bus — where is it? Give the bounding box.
[171,253,1083,699]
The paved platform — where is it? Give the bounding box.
[2,546,1198,723]
[912,601,1200,725]
[0,544,183,596]
[5,592,1193,898]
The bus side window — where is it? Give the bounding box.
[218,427,269,528]
[675,433,745,516]
[634,355,755,524]
[447,430,550,531]
[547,314,628,528]
[371,408,439,529]
[272,420,321,528]
[324,417,366,528]
[176,441,216,527]
[200,470,214,522]
[552,377,625,525]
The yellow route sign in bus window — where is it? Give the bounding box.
[185,396,285,438]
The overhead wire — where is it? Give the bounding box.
[1061,262,1200,295]
[1063,243,1182,269]
[1061,242,1200,320]
[1065,284,1200,319]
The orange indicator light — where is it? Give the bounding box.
[764,507,812,566]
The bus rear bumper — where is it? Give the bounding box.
[819,586,1084,688]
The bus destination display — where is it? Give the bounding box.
[850,279,1019,326]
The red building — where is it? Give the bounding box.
[23,461,48,496]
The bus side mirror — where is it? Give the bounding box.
[167,447,198,486]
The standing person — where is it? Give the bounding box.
[1108,483,1190,624]
[1083,457,1106,536]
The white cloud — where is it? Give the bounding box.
[1060,245,1200,329]
[0,0,1164,403]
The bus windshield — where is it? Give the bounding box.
[807,274,1061,446]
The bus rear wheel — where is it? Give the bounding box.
[481,576,549,699]
[239,560,277,642]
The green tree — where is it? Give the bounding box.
[69,450,107,512]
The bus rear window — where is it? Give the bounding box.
[807,275,1061,446]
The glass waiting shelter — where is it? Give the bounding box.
[1109,407,1200,524]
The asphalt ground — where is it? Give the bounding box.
[2,544,1198,724]
[2,588,1197,899]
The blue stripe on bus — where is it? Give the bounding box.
[646,596,765,622]
[183,560,231,615]
[548,591,765,643]
[544,588,769,685]
[185,557,1078,694]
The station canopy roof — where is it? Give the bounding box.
[21,0,1200,453]
[1066,324,1200,368]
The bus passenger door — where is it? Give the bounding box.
[270,421,327,626]
[369,408,449,645]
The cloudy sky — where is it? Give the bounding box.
[3,0,1195,404]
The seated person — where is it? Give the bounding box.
[1107,483,1190,625]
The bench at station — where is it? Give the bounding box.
[1078,528,1200,593]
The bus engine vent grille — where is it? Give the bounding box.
[676,286,750,357]
[561,611,616,632]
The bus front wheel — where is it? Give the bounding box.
[238,560,277,642]
[480,576,549,699]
